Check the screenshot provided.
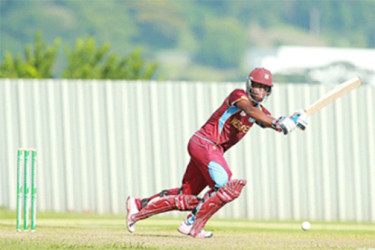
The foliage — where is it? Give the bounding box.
[62,37,158,79]
[0,31,60,78]
[1,0,374,77]
[127,1,185,49]
[195,17,246,68]
[0,32,158,79]
[280,0,375,47]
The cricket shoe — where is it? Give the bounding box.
[177,219,213,238]
[126,196,139,233]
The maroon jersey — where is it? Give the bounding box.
[196,89,271,152]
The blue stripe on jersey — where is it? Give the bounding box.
[219,106,240,134]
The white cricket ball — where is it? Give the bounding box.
[301,221,311,231]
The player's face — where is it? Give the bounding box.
[251,82,270,102]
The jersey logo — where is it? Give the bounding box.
[231,118,251,133]
[240,111,246,116]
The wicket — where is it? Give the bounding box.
[16,148,37,232]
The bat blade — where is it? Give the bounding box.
[305,77,361,116]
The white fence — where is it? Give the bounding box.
[0,79,374,222]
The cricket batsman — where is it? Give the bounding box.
[126,68,309,238]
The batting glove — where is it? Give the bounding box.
[290,109,309,130]
[273,116,297,135]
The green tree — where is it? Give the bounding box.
[62,37,158,79]
[100,48,158,80]
[127,1,185,49]
[195,17,246,69]
[0,31,61,78]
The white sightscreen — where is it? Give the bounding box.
[0,79,374,222]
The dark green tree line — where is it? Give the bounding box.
[1,0,374,75]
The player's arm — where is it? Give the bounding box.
[236,99,275,128]
[236,99,296,134]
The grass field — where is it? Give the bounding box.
[1,208,374,249]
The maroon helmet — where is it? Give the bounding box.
[246,68,273,103]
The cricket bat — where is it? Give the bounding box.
[305,77,361,116]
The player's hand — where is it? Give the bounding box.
[272,116,297,135]
[290,109,309,130]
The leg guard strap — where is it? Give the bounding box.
[131,194,201,222]
[189,179,246,237]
